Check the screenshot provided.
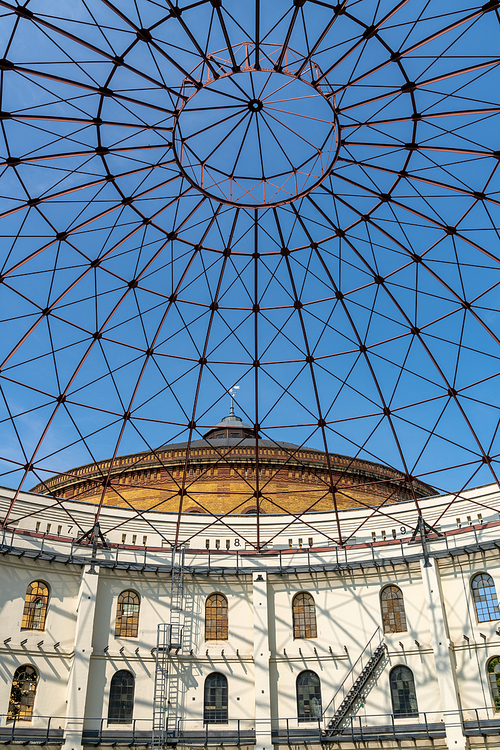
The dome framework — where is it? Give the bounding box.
[0,0,499,550]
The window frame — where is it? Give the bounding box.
[380,585,408,634]
[296,670,322,722]
[389,665,419,718]
[205,593,228,641]
[115,590,140,638]
[7,665,38,722]
[488,656,500,712]
[292,592,317,639]
[203,673,228,725]
[21,581,50,632]
[471,573,500,623]
[107,670,135,725]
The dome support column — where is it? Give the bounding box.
[253,571,272,750]
[420,557,467,750]
[64,564,100,750]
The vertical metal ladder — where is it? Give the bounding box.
[152,546,185,750]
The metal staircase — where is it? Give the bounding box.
[152,547,185,750]
[323,628,388,736]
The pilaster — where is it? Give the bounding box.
[253,571,272,750]
[420,557,467,750]
[64,564,100,750]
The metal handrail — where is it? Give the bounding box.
[322,626,383,721]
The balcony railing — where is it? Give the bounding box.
[1,709,500,746]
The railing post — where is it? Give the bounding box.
[132,718,136,744]
[391,712,396,742]
[424,711,429,738]
[11,714,17,743]
[237,718,241,745]
[286,718,290,745]
[100,717,104,744]
[45,715,51,744]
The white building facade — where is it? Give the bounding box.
[1,485,500,750]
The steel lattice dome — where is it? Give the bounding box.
[0,0,500,549]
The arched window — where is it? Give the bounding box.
[488,657,500,711]
[296,671,322,721]
[8,666,38,721]
[21,581,49,631]
[390,666,418,718]
[205,594,228,641]
[292,592,317,639]
[108,671,135,724]
[472,574,500,622]
[115,591,140,638]
[204,673,228,724]
[380,585,407,634]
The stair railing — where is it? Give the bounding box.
[322,626,384,727]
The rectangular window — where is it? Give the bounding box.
[308,537,313,548]
[122,534,126,544]
[143,536,147,546]
[288,539,293,548]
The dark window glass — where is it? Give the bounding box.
[381,586,407,634]
[108,671,135,724]
[488,657,500,711]
[21,582,49,631]
[296,670,322,721]
[8,666,38,721]
[293,593,317,639]
[472,574,500,622]
[115,591,140,638]
[205,594,228,640]
[204,673,228,724]
[390,666,418,718]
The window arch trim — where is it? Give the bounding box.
[380,585,407,634]
[115,590,140,638]
[205,593,228,641]
[21,581,49,631]
[292,592,317,639]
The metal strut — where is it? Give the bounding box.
[75,521,108,574]
[152,546,185,750]
[410,515,443,567]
